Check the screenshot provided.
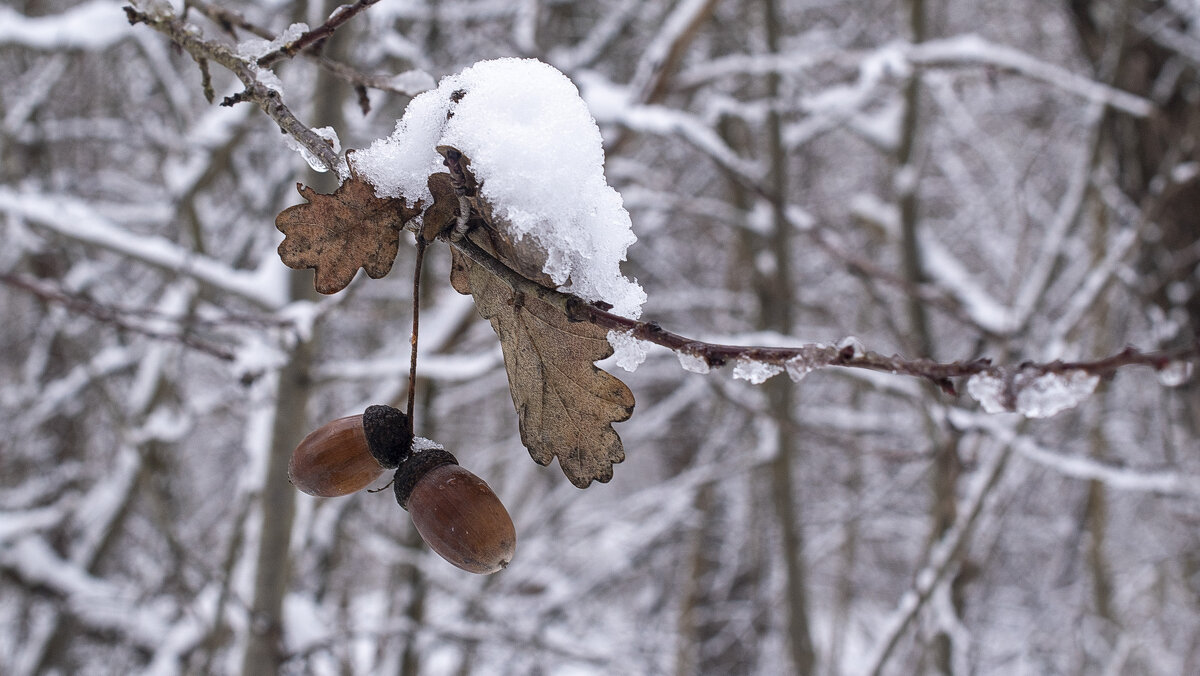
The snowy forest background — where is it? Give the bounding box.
[2,0,1200,674]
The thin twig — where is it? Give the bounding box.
[448,236,1199,393]
[255,0,383,68]
[184,0,273,39]
[124,5,341,172]
[860,443,1012,676]
[181,1,431,103]
[406,238,427,433]
[1,272,237,361]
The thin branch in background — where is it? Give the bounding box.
[175,1,431,109]
[860,443,1012,676]
[1,272,238,361]
[184,0,274,40]
[254,0,383,68]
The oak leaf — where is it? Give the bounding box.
[276,169,421,294]
[453,251,635,488]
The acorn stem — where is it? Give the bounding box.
[406,237,427,434]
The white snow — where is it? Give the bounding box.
[607,329,648,371]
[1157,360,1194,387]
[230,333,288,380]
[0,1,131,51]
[388,69,436,95]
[236,23,309,60]
[411,436,445,452]
[836,335,865,358]
[1014,370,1099,418]
[676,349,711,375]
[785,354,817,382]
[1171,161,1199,184]
[352,58,646,320]
[968,368,1099,418]
[732,358,784,384]
[966,372,1008,414]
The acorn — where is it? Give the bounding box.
[289,405,516,574]
[288,405,412,497]
[394,444,516,575]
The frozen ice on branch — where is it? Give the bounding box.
[352,58,647,328]
[967,368,1100,419]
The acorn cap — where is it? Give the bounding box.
[393,448,458,509]
[363,404,412,469]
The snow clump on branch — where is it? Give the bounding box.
[352,58,647,340]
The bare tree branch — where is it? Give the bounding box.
[449,236,1199,395]
[1,272,239,361]
[123,4,341,172]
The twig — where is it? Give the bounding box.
[184,0,273,40]
[1,272,237,361]
[860,442,1012,676]
[406,238,427,433]
[181,1,431,107]
[124,5,341,172]
[448,236,1199,393]
[255,0,383,68]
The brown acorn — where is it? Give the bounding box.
[290,406,516,573]
[394,448,516,574]
[288,405,412,498]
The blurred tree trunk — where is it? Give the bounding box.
[898,1,966,672]
[760,1,816,673]
[239,280,315,674]
[1067,9,1200,659]
[1069,0,1200,422]
[240,2,345,672]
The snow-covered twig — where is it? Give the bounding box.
[951,410,1200,498]
[2,536,175,658]
[0,188,285,309]
[908,35,1154,117]
[0,0,131,50]
[253,0,383,68]
[183,0,432,107]
[859,442,1012,676]
[123,4,341,172]
[678,34,1154,117]
[628,0,720,103]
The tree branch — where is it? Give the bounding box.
[1,272,239,361]
[254,0,382,68]
[124,4,341,172]
[448,236,1199,395]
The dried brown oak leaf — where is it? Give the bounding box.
[431,148,635,486]
[276,169,421,294]
[453,255,634,488]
